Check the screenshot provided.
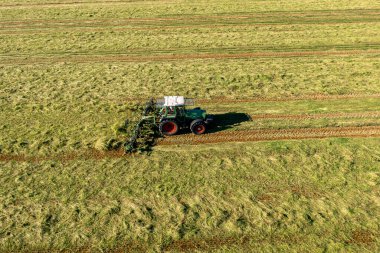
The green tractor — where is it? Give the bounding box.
[157,96,213,136]
[125,96,213,152]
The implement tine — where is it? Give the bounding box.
[125,98,157,153]
[143,97,155,116]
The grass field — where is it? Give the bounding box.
[0,0,380,252]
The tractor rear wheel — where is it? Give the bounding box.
[190,119,206,135]
[159,120,179,136]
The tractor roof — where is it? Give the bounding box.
[156,96,194,107]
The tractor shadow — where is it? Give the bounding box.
[208,112,252,133]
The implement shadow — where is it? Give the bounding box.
[208,112,251,133]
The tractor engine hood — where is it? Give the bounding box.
[185,108,207,119]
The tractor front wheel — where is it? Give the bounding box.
[190,119,206,135]
[159,120,179,136]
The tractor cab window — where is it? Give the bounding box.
[167,106,175,115]
[177,106,185,116]
[160,106,175,115]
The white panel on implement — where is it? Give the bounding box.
[164,96,185,106]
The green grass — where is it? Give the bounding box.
[1,57,380,101]
[1,0,380,20]
[1,139,380,252]
[1,0,380,252]
[2,23,380,56]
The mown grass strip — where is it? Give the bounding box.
[1,21,380,35]
[1,126,379,162]
[1,15,378,28]
[0,149,128,163]
[2,43,380,57]
[0,0,144,9]
[1,49,379,65]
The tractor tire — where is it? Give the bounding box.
[190,119,207,135]
[159,120,179,136]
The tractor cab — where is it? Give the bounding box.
[159,105,185,119]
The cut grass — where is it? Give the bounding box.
[1,57,379,102]
[1,138,379,252]
[1,0,380,20]
[1,0,380,252]
[1,23,379,56]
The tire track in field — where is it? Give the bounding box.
[1,126,379,163]
[157,126,380,145]
[115,93,380,104]
[1,49,379,65]
[252,111,380,120]
[199,93,380,104]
